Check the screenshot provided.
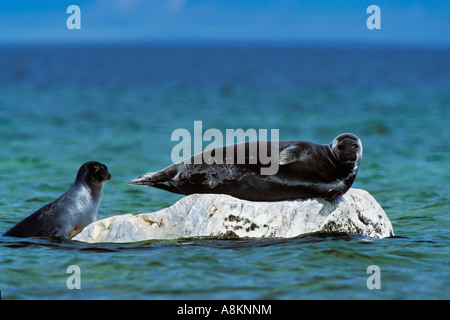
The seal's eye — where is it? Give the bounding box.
[338,145,344,150]
[351,144,358,149]
[92,166,99,173]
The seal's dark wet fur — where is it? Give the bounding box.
[129,134,362,202]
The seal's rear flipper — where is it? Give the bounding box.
[127,165,178,186]
[127,172,157,185]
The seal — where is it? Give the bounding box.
[2,161,111,239]
[128,133,362,202]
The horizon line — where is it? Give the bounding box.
[0,39,449,50]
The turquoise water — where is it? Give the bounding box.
[0,45,449,299]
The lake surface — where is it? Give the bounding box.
[0,44,449,299]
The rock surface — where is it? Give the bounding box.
[73,188,394,243]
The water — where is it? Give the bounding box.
[0,44,449,299]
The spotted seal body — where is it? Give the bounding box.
[128,133,362,202]
[3,161,111,239]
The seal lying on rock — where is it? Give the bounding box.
[3,161,111,239]
[128,133,362,201]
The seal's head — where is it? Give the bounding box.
[76,161,111,187]
[331,133,363,164]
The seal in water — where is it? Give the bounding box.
[128,133,362,202]
[2,161,111,239]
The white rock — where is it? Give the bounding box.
[73,188,394,243]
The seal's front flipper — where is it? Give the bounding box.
[324,189,344,201]
[279,145,310,165]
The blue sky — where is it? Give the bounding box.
[0,0,449,46]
